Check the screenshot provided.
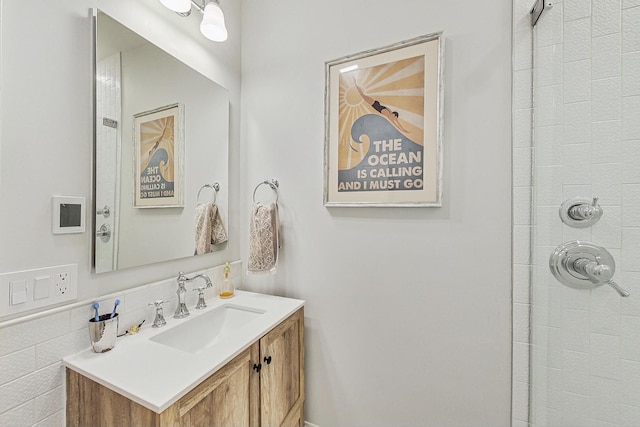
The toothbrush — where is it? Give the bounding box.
[110,299,120,319]
[92,302,100,322]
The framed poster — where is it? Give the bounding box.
[324,33,444,207]
[133,103,184,208]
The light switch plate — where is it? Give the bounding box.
[0,264,77,318]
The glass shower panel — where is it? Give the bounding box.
[531,1,640,426]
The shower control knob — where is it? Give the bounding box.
[559,196,603,228]
[550,241,630,297]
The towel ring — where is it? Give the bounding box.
[197,182,220,204]
[252,179,279,204]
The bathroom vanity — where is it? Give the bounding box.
[64,292,304,426]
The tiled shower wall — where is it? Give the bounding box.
[0,262,241,426]
[515,0,640,426]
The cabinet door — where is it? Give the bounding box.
[259,308,304,427]
[166,344,259,427]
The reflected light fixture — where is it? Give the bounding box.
[158,0,228,42]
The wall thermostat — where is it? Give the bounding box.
[52,196,86,234]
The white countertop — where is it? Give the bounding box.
[63,291,304,413]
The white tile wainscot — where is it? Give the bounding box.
[0,261,242,427]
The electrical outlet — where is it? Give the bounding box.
[55,272,69,296]
[0,264,77,318]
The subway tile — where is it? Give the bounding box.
[591,286,622,336]
[592,206,622,249]
[562,309,591,352]
[564,59,591,103]
[537,3,564,47]
[36,329,89,369]
[622,6,640,53]
[513,186,532,226]
[593,77,622,122]
[563,220,594,242]
[514,69,533,109]
[590,377,621,424]
[513,108,533,148]
[623,140,640,183]
[563,102,592,144]
[536,207,563,246]
[514,147,533,187]
[0,312,70,357]
[0,347,35,387]
[34,385,64,423]
[592,33,622,80]
[565,18,592,61]
[562,350,590,394]
[591,333,621,380]
[33,410,64,427]
[621,315,640,361]
[514,29,533,71]
[562,391,592,426]
[620,360,640,406]
[621,228,640,271]
[563,285,592,311]
[514,264,532,305]
[592,0,622,37]
[620,404,640,427]
[623,95,640,139]
[512,380,530,421]
[513,342,530,383]
[0,363,63,414]
[593,163,623,206]
[564,0,591,21]
[536,85,563,126]
[622,52,640,95]
[514,303,531,343]
[592,120,622,164]
[622,184,640,226]
[0,400,34,427]
[538,44,564,87]
[563,143,592,184]
[620,271,640,315]
[624,0,640,8]
[536,125,563,166]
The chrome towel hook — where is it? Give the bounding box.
[252,178,279,204]
[196,182,220,204]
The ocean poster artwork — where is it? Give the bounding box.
[139,115,176,199]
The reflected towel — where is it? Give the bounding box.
[248,202,280,273]
[194,202,228,255]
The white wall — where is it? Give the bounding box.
[240,0,513,425]
[0,0,242,304]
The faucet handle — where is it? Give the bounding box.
[192,287,207,309]
[148,300,168,328]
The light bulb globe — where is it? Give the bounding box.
[159,0,192,13]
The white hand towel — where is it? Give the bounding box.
[248,202,280,273]
[194,202,228,255]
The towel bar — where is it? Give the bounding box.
[197,182,220,204]
[252,179,279,204]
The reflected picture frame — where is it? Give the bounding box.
[324,32,444,207]
[133,103,185,208]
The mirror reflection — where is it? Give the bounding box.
[94,10,230,273]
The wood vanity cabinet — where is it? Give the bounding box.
[66,308,304,427]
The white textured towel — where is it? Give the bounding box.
[248,202,280,273]
[194,202,228,255]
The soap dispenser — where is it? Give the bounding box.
[219,261,234,298]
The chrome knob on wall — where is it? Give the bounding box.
[96,224,112,243]
[559,197,603,228]
[97,205,111,218]
[549,241,630,297]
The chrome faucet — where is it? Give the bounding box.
[174,272,213,318]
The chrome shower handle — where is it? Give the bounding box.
[550,241,630,297]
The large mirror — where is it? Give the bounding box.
[93,10,230,273]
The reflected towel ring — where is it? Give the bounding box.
[252,179,279,204]
[197,182,220,204]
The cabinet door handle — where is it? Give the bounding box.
[252,363,262,373]
[263,356,272,365]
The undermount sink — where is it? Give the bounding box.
[150,304,265,354]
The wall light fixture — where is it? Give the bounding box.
[159,0,228,42]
